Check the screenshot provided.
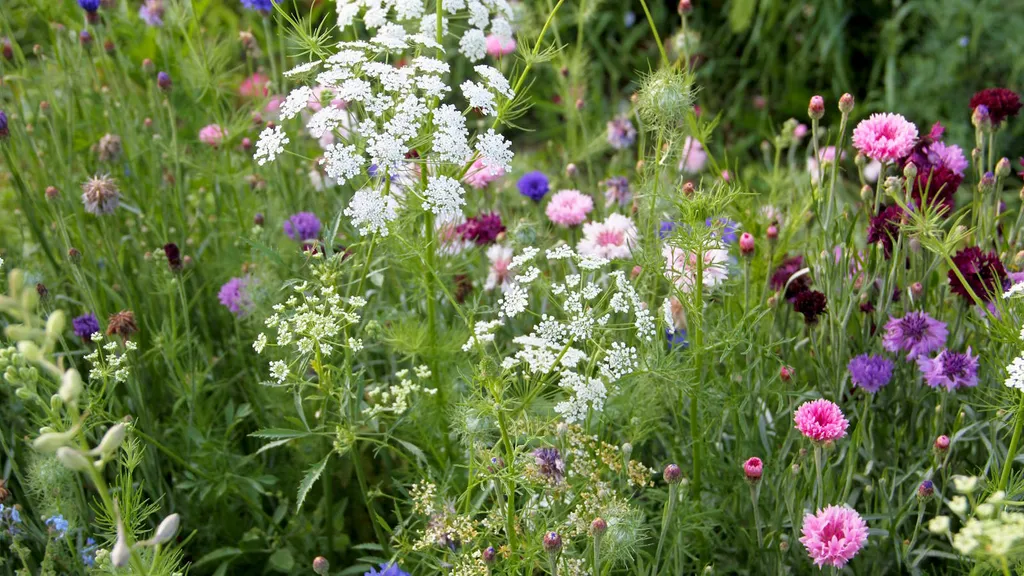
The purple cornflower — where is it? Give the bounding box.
[882,311,947,359]
[918,348,978,391]
[533,447,565,483]
[157,71,172,91]
[218,277,254,317]
[138,0,164,26]
[457,212,505,246]
[602,176,631,208]
[606,116,637,150]
[363,564,411,576]
[517,171,550,202]
[659,221,678,239]
[78,0,100,13]
[240,0,277,11]
[706,217,739,244]
[283,212,322,241]
[73,313,101,339]
[847,354,894,393]
[0,110,8,139]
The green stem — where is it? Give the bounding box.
[997,394,1024,491]
[637,0,669,66]
[652,483,677,574]
[814,444,824,510]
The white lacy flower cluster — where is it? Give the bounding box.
[335,0,515,63]
[463,245,655,423]
[84,335,137,384]
[1002,325,1024,392]
[257,27,516,236]
[364,364,438,419]
[928,481,1024,562]
[254,281,366,385]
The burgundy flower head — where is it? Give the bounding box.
[457,212,505,246]
[794,290,827,324]
[969,88,1022,126]
[948,246,1006,303]
[911,165,962,215]
[866,205,903,259]
[770,255,811,301]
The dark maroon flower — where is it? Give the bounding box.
[867,205,903,259]
[969,88,1022,126]
[793,290,827,324]
[770,255,811,301]
[948,247,1006,303]
[106,310,138,340]
[163,242,182,271]
[911,165,962,215]
[457,212,505,246]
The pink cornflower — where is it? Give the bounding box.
[851,113,918,163]
[743,457,763,482]
[484,244,513,291]
[463,158,506,189]
[917,348,979,391]
[198,124,226,147]
[545,189,594,227]
[794,399,848,444]
[799,505,868,569]
[577,214,637,260]
[679,136,707,174]
[663,245,730,293]
[239,73,270,99]
[485,34,516,57]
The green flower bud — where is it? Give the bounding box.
[33,428,78,452]
[16,341,42,363]
[56,446,93,471]
[45,310,65,339]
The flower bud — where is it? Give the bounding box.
[996,157,1011,178]
[902,162,917,181]
[312,556,329,575]
[17,341,43,363]
[917,480,934,500]
[482,546,497,564]
[79,30,93,47]
[112,530,131,567]
[743,457,763,483]
[542,531,562,553]
[590,517,608,537]
[565,163,578,178]
[157,71,172,91]
[677,0,692,14]
[971,105,991,132]
[934,434,950,453]
[779,365,792,382]
[56,446,93,471]
[663,463,682,484]
[682,181,696,197]
[979,171,996,194]
[45,310,66,339]
[59,369,83,405]
[150,513,180,545]
[838,93,854,115]
[808,95,824,121]
[621,442,633,461]
[739,232,755,256]
[766,225,778,241]
[89,423,127,458]
[142,58,154,73]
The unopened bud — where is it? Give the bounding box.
[543,531,562,553]
[677,0,692,14]
[766,225,778,241]
[482,546,497,564]
[971,105,991,132]
[979,172,995,193]
[565,163,578,178]
[682,181,695,197]
[780,365,793,382]
[808,95,824,121]
[89,423,127,458]
[664,463,682,484]
[838,93,854,115]
[934,434,950,453]
[59,369,83,405]
[56,446,93,471]
[743,457,763,483]
[34,428,78,452]
[902,162,918,181]
[590,517,608,536]
[45,186,59,199]
[313,556,330,575]
[917,480,935,500]
[45,310,66,339]
[996,157,1011,178]
[739,232,755,256]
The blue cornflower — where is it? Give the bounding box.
[240,0,277,11]
[517,171,550,202]
[659,221,677,239]
[78,0,100,13]
[73,313,101,339]
[0,110,8,139]
[46,514,69,538]
[706,217,739,244]
[666,329,689,351]
[364,564,411,576]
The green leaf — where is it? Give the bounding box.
[249,428,311,440]
[296,453,331,511]
[268,548,295,573]
[728,0,756,33]
[193,547,242,569]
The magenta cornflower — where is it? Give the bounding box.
[794,399,848,444]
[218,277,253,317]
[799,505,868,569]
[969,88,1022,126]
[882,312,947,360]
[851,113,918,163]
[283,212,322,242]
[457,212,505,246]
[545,189,594,227]
[847,354,894,393]
[743,457,763,482]
[948,246,1006,303]
[917,348,979,391]
[198,124,226,147]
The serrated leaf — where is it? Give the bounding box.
[296,453,331,511]
[250,428,311,440]
[256,438,295,455]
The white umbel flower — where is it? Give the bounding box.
[254,126,289,166]
[345,186,400,237]
[475,129,513,174]
[423,175,466,222]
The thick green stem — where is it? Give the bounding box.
[997,394,1024,491]
[813,444,824,510]
[652,483,677,574]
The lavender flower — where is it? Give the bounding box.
[602,176,631,208]
[918,348,979,391]
[73,313,101,339]
[606,116,636,150]
[364,563,411,576]
[218,277,253,317]
[283,212,322,242]
[517,171,550,202]
[882,312,948,359]
[847,354,894,393]
[533,447,565,483]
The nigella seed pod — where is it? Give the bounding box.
[312,556,330,575]
[542,531,562,553]
[663,463,682,484]
[482,546,497,564]
[590,517,607,537]
[106,310,138,340]
[808,95,824,121]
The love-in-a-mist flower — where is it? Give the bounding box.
[948,246,1006,303]
[679,136,707,173]
[484,244,513,291]
[794,399,848,444]
[73,313,101,339]
[882,311,947,359]
[847,354,894,393]
[606,116,636,149]
[851,113,918,163]
[799,505,868,568]
[917,348,979,391]
[663,245,730,293]
[198,124,226,147]
[546,189,594,227]
[218,277,253,317]
[578,214,637,260]
[969,88,1022,127]
[81,174,120,215]
[240,0,277,11]
[283,212,322,242]
[463,157,505,189]
[517,171,550,202]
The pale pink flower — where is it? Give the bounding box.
[198,124,226,147]
[463,158,505,189]
[799,505,868,568]
[239,73,269,99]
[577,214,637,260]
[545,189,594,227]
[662,244,730,293]
[307,86,344,112]
[851,113,918,163]
[264,94,285,117]
[679,136,707,173]
[793,399,848,444]
[485,244,514,291]
[437,217,471,256]
[486,35,516,57]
